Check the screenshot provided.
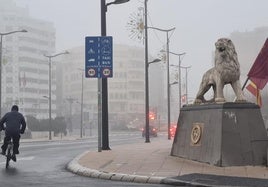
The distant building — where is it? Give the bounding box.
[0,0,168,129]
[228,27,268,129]
[230,27,268,78]
[59,45,148,130]
[0,0,56,118]
[229,27,268,118]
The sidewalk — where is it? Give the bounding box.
[67,136,268,187]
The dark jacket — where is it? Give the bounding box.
[0,111,26,135]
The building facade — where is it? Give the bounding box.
[59,44,147,130]
[0,0,56,118]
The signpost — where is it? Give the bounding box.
[85,36,113,78]
[85,36,113,152]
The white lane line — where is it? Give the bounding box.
[17,156,35,161]
[0,156,35,165]
[21,141,97,148]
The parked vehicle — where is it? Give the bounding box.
[141,126,158,137]
[170,125,177,137]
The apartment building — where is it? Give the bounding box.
[58,44,148,130]
[0,0,56,118]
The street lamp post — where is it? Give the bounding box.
[78,69,84,138]
[168,52,186,108]
[169,81,178,123]
[170,81,178,86]
[146,58,162,140]
[148,58,161,65]
[0,29,27,117]
[161,50,185,138]
[170,64,191,106]
[65,97,75,135]
[144,0,150,143]
[180,66,191,105]
[44,51,69,140]
[148,27,175,140]
[101,0,130,150]
[80,71,84,138]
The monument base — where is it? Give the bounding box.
[171,102,268,166]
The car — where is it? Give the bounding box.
[170,125,177,138]
[141,126,158,137]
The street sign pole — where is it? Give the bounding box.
[97,79,102,152]
[85,37,113,78]
[85,36,113,152]
[101,0,110,150]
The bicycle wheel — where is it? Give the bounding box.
[5,147,11,169]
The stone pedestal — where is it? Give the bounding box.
[171,102,268,166]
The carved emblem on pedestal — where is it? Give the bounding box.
[191,123,203,145]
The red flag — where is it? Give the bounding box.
[247,38,268,89]
[246,81,262,107]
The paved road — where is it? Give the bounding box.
[0,133,177,187]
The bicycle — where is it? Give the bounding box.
[5,140,14,169]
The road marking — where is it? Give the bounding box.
[0,156,35,165]
[21,134,141,148]
[17,156,35,161]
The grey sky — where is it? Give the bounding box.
[15,0,268,98]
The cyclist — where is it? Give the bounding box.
[0,105,26,161]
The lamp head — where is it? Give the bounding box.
[106,0,129,6]
[170,81,178,85]
[152,58,161,63]
[113,0,130,4]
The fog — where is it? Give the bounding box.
[14,0,268,97]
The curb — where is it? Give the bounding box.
[66,151,266,187]
[162,178,227,187]
[66,151,165,184]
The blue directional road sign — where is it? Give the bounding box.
[85,36,113,78]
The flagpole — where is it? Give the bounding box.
[256,87,259,105]
[242,77,249,90]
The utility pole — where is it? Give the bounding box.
[44,51,69,140]
[101,0,110,150]
[180,66,191,105]
[100,0,130,150]
[66,97,75,134]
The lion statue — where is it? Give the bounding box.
[194,38,246,104]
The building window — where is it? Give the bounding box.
[5,66,12,73]
[6,87,13,94]
[6,77,13,84]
